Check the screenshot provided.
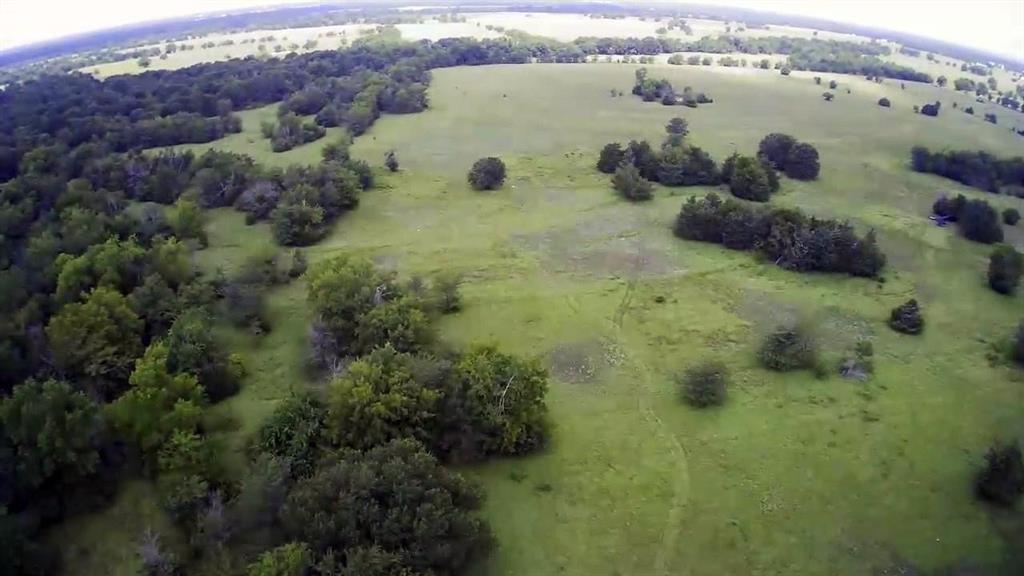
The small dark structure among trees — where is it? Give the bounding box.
[888,299,924,335]
[468,157,507,190]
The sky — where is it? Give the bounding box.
[0,0,1022,60]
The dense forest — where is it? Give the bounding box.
[0,36,563,575]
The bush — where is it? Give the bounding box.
[468,157,506,190]
[679,361,728,407]
[888,299,924,334]
[757,133,797,170]
[431,270,463,313]
[612,163,654,201]
[959,199,1003,244]
[783,142,820,180]
[729,156,774,202]
[759,325,818,371]
[247,542,311,576]
[596,143,625,174]
[976,442,1024,507]
[1003,208,1021,226]
[877,97,891,107]
[1013,322,1024,366]
[988,245,1023,295]
[253,393,326,478]
[280,439,493,571]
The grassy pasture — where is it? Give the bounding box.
[54,61,1024,575]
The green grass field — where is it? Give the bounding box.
[53,61,1024,575]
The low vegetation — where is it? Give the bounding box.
[889,299,924,334]
[679,361,728,407]
[468,157,507,190]
[988,245,1023,295]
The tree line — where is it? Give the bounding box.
[911,147,1024,195]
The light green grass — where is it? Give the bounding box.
[56,63,1024,575]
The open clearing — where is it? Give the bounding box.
[55,60,1024,575]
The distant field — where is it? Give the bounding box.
[59,58,1024,575]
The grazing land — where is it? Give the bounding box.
[54,61,1024,575]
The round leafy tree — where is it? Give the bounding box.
[679,361,728,407]
[976,441,1024,507]
[783,142,820,180]
[612,163,654,201]
[280,439,493,572]
[468,157,507,190]
[596,143,625,174]
[988,245,1023,295]
[756,133,796,170]
[959,199,1003,244]
[1003,208,1020,226]
[729,156,774,202]
[877,97,891,107]
[888,299,924,335]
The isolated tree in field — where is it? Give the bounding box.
[759,324,818,372]
[783,142,820,180]
[1004,208,1021,226]
[679,361,728,407]
[822,92,835,101]
[757,133,797,170]
[828,79,838,89]
[729,156,774,202]
[780,66,791,76]
[988,245,1023,295]
[888,299,924,334]
[976,441,1024,507]
[468,157,506,190]
[385,150,399,172]
[878,97,891,107]
[959,199,1003,244]
[280,439,492,570]
[936,75,947,87]
[814,76,822,85]
[664,117,689,146]
[596,142,625,173]
[1013,322,1024,366]
[612,162,654,201]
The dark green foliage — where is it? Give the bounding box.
[679,361,728,407]
[384,150,399,172]
[627,140,660,181]
[280,439,492,572]
[468,157,507,190]
[959,199,1003,244]
[431,270,463,313]
[673,193,886,277]
[352,297,432,355]
[253,394,326,479]
[46,287,144,396]
[877,97,891,107]
[758,133,796,170]
[247,542,311,576]
[1003,208,1020,226]
[612,163,654,201]
[1,379,105,493]
[165,310,241,401]
[1013,322,1024,366]
[267,113,327,153]
[888,299,924,335]
[728,156,774,202]
[783,143,820,180]
[596,143,625,174]
[932,194,967,221]
[759,325,818,372]
[920,102,940,116]
[327,346,442,450]
[975,442,1024,507]
[438,345,549,461]
[657,145,720,186]
[910,146,1024,193]
[988,245,1023,295]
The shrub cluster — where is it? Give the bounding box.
[679,361,728,407]
[721,153,779,202]
[468,157,507,190]
[674,193,886,277]
[759,324,819,372]
[757,133,821,180]
[261,112,327,153]
[931,194,1004,244]
[988,245,1023,295]
[912,147,1024,194]
[632,67,713,106]
[976,442,1024,507]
